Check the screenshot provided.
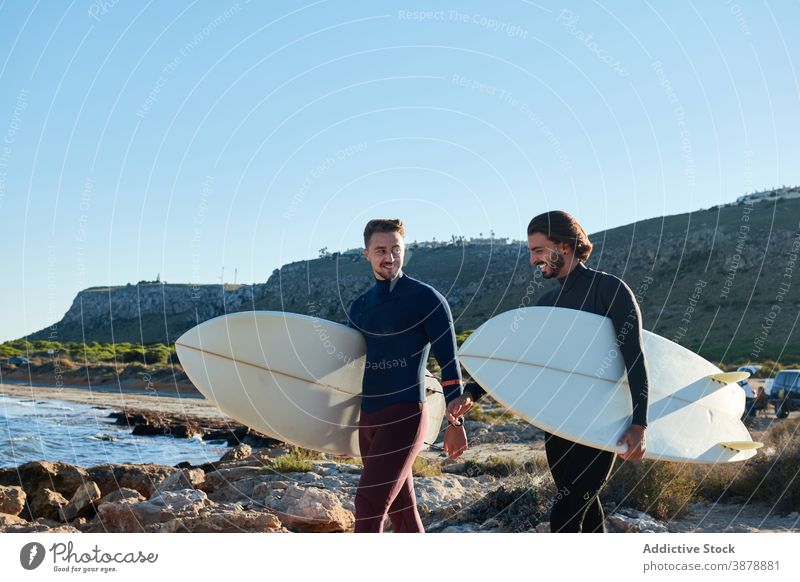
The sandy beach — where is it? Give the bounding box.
[0,381,225,419]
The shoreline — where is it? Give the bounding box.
[0,380,222,418]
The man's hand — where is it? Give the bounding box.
[446,393,473,424]
[443,423,468,460]
[617,424,646,461]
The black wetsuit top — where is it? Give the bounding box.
[348,271,463,413]
[468,261,649,427]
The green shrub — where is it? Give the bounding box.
[465,403,520,424]
[726,418,800,512]
[269,447,322,473]
[605,460,697,521]
[412,456,442,477]
[464,455,520,478]
[462,474,550,531]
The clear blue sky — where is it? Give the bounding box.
[1,0,798,342]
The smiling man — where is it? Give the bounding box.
[450,210,650,533]
[347,218,467,533]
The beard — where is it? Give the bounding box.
[375,262,400,280]
[538,250,565,279]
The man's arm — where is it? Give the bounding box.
[599,276,649,428]
[421,288,463,404]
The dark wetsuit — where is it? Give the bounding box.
[468,262,649,532]
[348,270,462,532]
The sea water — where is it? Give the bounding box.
[0,393,229,468]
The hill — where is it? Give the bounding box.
[22,190,800,364]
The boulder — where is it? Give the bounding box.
[94,489,210,533]
[160,507,283,533]
[208,476,277,504]
[62,481,101,522]
[201,466,268,493]
[0,485,26,516]
[87,463,177,498]
[414,475,484,516]
[0,512,29,529]
[607,508,668,533]
[264,483,354,532]
[220,444,252,462]
[155,468,205,493]
[28,488,68,521]
[1,516,81,533]
[98,487,145,505]
[0,461,89,519]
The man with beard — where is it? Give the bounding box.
[449,210,649,533]
[348,218,467,533]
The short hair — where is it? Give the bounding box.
[363,218,405,247]
[527,210,593,262]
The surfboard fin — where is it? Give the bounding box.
[708,371,750,384]
[719,441,763,452]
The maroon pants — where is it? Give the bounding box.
[354,401,429,533]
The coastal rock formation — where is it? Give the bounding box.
[87,463,178,498]
[155,468,206,493]
[28,488,69,521]
[0,460,89,519]
[61,481,102,522]
[0,485,26,516]
[158,506,284,533]
[262,483,354,533]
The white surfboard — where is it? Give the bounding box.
[459,307,762,464]
[175,311,446,456]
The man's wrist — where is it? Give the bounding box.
[449,415,464,427]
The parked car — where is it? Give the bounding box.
[6,356,31,365]
[769,369,800,418]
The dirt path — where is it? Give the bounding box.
[667,500,800,532]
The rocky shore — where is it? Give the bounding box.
[0,443,489,533]
[1,382,798,534]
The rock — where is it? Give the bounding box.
[0,461,89,519]
[208,476,276,504]
[535,522,550,533]
[1,516,81,533]
[220,444,252,462]
[160,508,283,533]
[202,466,268,493]
[113,409,204,439]
[29,488,69,521]
[148,489,209,511]
[62,481,101,522]
[98,487,145,505]
[0,512,29,528]
[0,485,26,516]
[607,508,668,533]
[264,483,354,532]
[441,524,477,533]
[155,468,205,493]
[94,489,211,533]
[93,500,151,533]
[87,463,178,498]
[253,480,289,499]
[414,475,484,516]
